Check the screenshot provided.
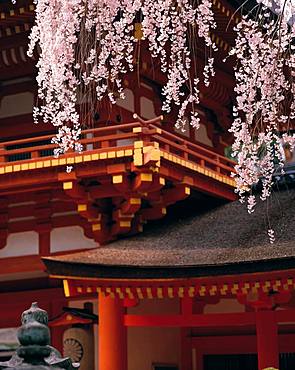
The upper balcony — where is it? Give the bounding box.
[0,118,236,243]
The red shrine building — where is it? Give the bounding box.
[0,1,295,370]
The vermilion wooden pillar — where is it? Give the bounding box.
[181,298,193,370]
[256,310,279,370]
[181,328,192,370]
[98,294,127,370]
[39,231,50,255]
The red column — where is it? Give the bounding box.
[98,294,127,370]
[38,230,50,255]
[256,310,279,370]
[181,328,192,370]
[180,298,193,370]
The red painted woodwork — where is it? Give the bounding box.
[256,310,279,370]
[8,213,87,234]
[0,302,51,329]
[237,290,292,311]
[124,312,256,327]
[0,254,45,275]
[181,328,193,370]
[38,231,50,255]
[98,294,127,370]
[49,313,93,327]
[65,268,295,291]
[0,114,52,141]
[0,287,64,306]
[124,309,295,328]
[0,121,233,178]
[123,298,139,308]
[0,118,235,246]
[181,297,193,316]
[63,268,295,306]
[49,299,67,353]
[0,287,64,329]
[180,298,193,370]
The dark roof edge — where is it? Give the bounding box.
[43,256,295,280]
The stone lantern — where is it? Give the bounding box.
[0,303,80,370]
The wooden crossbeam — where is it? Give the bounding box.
[141,205,167,220]
[124,312,256,327]
[162,184,190,206]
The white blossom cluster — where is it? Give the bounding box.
[27,0,217,155]
[230,9,295,211]
[229,3,295,243]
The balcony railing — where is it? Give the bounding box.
[0,120,235,180]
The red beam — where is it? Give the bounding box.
[124,312,255,327]
[256,310,279,369]
[159,164,236,201]
[276,309,295,322]
[7,213,84,233]
[0,287,64,305]
[124,309,295,328]
[0,172,58,191]
[0,254,45,275]
[8,201,75,219]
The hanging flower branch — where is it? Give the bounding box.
[229,1,295,218]
[27,0,217,157]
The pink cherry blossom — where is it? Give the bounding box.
[230,7,295,221]
[28,0,217,155]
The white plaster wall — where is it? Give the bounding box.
[140,96,156,119]
[86,132,94,151]
[0,92,34,118]
[0,327,18,344]
[116,129,135,147]
[0,327,18,359]
[117,88,135,112]
[194,123,213,147]
[0,231,38,258]
[50,226,98,253]
[128,326,180,370]
[174,117,190,138]
[128,298,179,315]
[128,298,180,370]
[173,119,213,146]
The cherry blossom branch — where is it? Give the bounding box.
[27,0,217,156]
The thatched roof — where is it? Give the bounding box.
[43,188,295,279]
